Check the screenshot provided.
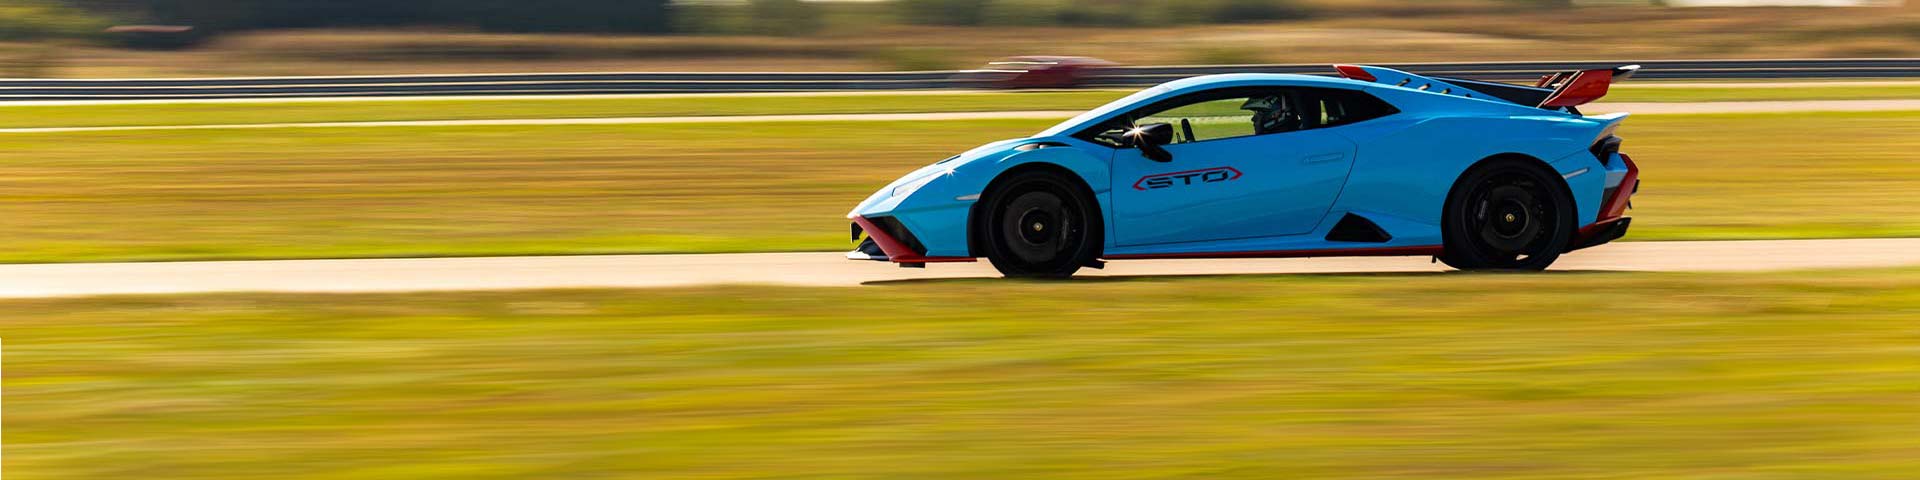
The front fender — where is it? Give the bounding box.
[967,140,1116,252]
[855,138,1116,258]
[979,141,1114,198]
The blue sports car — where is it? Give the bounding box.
[848,64,1642,277]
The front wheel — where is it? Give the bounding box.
[980,170,1101,278]
[1439,159,1576,271]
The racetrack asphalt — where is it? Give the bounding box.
[2,100,1916,134]
[2,238,1916,298]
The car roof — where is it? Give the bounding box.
[1157,73,1371,91]
[1032,73,1386,138]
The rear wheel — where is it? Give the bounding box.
[1439,159,1575,271]
[980,170,1100,278]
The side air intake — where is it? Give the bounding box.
[1326,213,1392,243]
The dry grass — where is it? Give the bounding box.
[0,119,1043,262]
[0,111,1912,263]
[1623,111,1920,240]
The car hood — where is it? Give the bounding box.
[848,137,1032,217]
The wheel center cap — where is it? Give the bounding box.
[1016,209,1057,245]
[1489,200,1532,238]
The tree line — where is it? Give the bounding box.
[6,0,1588,43]
[99,0,671,33]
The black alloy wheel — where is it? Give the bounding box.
[1440,159,1576,271]
[980,170,1100,277]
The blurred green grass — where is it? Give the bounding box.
[0,111,1914,263]
[6,268,1920,478]
[2,83,1916,129]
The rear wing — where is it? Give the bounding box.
[1334,64,1640,111]
[1533,65,1640,108]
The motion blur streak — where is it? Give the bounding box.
[5,269,1920,477]
[4,0,1919,478]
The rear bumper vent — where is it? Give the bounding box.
[1591,135,1623,166]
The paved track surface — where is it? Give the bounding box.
[3,59,1915,100]
[2,239,1916,298]
[3,100,1913,134]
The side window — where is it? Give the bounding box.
[1136,98,1256,143]
[1079,87,1307,146]
[1304,88,1398,129]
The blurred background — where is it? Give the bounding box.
[4,1,1920,479]
[0,0,1912,77]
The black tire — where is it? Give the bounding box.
[1439,158,1576,271]
[979,170,1101,278]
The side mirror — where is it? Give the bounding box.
[1122,122,1175,162]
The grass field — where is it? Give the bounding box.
[0,111,1914,263]
[6,268,1920,478]
[4,83,1917,129]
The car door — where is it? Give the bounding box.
[1106,87,1359,247]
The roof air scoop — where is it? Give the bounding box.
[1333,64,1376,82]
[1333,64,1489,100]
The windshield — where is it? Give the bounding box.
[1035,85,1171,137]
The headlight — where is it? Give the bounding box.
[890,173,941,198]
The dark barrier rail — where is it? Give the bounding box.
[3,59,1914,101]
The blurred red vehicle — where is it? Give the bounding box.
[957,56,1118,89]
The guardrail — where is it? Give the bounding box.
[2,58,1914,101]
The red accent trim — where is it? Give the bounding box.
[851,216,976,264]
[1540,69,1615,108]
[1571,154,1639,248]
[892,256,976,263]
[1105,245,1443,260]
[1131,166,1243,191]
[1333,64,1376,82]
[1576,217,1626,240]
[1597,154,1639,223]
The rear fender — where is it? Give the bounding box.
[1327,112,1606,232]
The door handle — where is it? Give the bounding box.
[1304,152,1346,164]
